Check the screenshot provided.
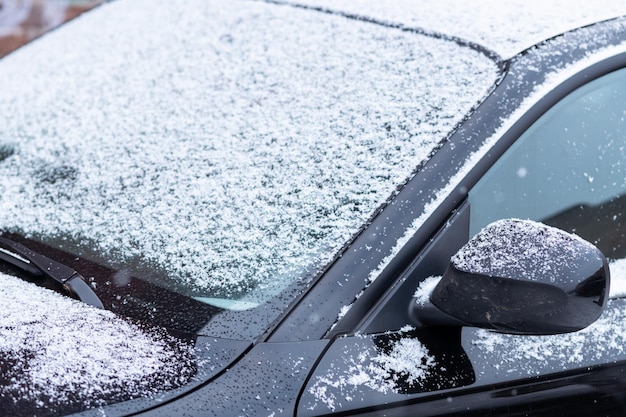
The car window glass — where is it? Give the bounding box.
[468,67,626,259]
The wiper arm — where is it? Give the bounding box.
[0,236,104,309]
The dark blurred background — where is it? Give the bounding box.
[0,0,103,57]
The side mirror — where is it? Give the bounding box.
[410,219,609,335]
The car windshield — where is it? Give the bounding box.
[0,0,498,339]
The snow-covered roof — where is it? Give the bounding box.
[287,0,626,59]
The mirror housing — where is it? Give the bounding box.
[411,219,609,335]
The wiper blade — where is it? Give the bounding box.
[0,236,104,309]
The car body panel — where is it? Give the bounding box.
[299,298,626,415]
[128,340,328,417]
[319,364,626,417]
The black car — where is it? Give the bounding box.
[1,1,626,416]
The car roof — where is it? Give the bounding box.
[286,0,626,59]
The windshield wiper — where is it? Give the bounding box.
[0,236,104,309]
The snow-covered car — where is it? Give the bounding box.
[1,0,626,416]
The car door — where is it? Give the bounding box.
[296,53,626,416]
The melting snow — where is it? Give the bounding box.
[470,298,626,375]
[313,252,626,409]
[459,255,626,376]
[314,249,626,412]
[0,273,197,412]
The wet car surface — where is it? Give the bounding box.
[1,1,626,416]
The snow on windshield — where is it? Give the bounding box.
[0,273,197,413]
[0,0,497,301]
[286,0,626,59]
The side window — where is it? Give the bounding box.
[469,67,626,259]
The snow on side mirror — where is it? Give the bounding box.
[410,219,609,335]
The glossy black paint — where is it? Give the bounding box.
[339,364,626,417]
[297,298,626,416]
[131,340,328,417]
